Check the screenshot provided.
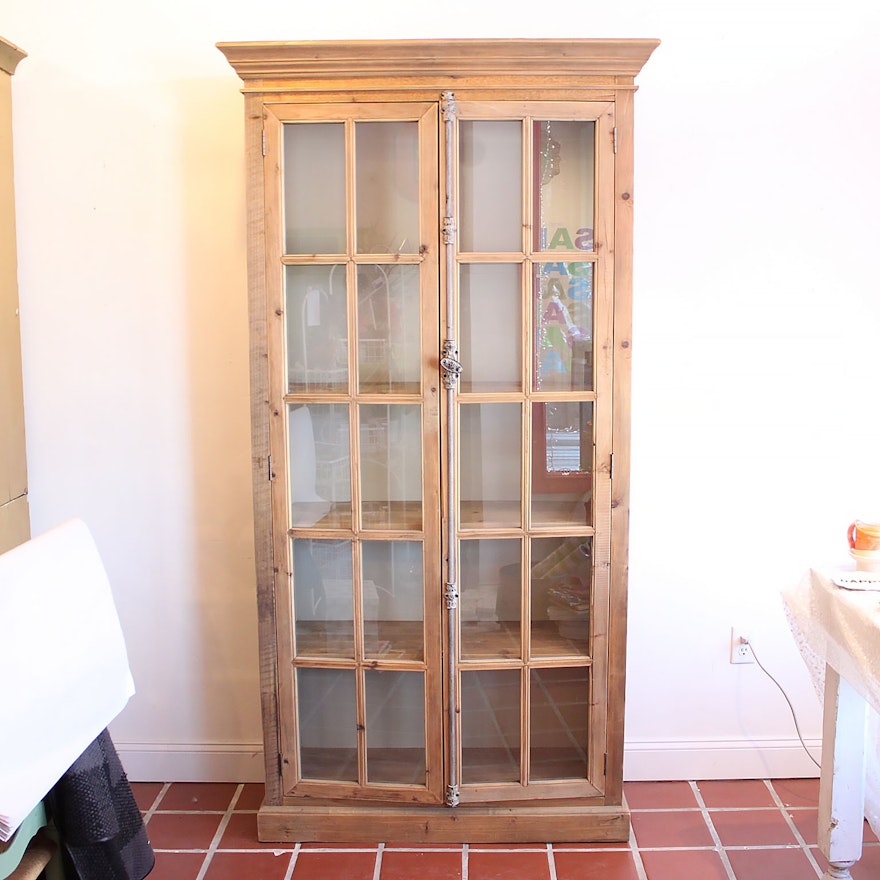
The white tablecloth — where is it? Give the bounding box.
[783,569,880,837]
[0,519,134,841]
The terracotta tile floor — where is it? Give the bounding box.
[133,778,880,880]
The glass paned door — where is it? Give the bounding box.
[271,102,442,805]
[271,95,614,809]
[450,101,614,802]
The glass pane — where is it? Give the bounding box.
[460,539,521,661]
[359,404,422,530]
[461,669,521,784]
[531,401,593,528]
[459,121,522,252]
[284,123,346,254]
[297,668,358,781]
[459,264,521,393]
[365,670,426,785]
[289,404,351,529]
[286,265,348,393]
[530,536,591,658]
[357,264,421,394]
[534,262,593,392]
[363,541,424,661]
[460,403,521,529]
[293,539,354,659]
[356,121,419,254]
[535,121,595,253]
[530,667,589,780]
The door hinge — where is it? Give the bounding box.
[604,753,608,776]
[613,127,618,154]
[609,453,614,481]
[268,454,274,481]
[262,129,267,157]
[278,753,284,777]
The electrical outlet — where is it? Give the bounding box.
[730,628,754,664]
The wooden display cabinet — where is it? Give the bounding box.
[0,36,29,555]
[219,38,657,843]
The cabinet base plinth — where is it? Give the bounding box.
[257,803,630,844]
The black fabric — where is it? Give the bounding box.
[47,729,154,880]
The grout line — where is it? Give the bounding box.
[690,781,738,880]
[764,779,824,878]
[627,804,817,813]
[372,842,384,880]
[462,843,468,880]
[627,827,649,880]
[283,844,300,880]
[193,783,245,880]
[622,791,649,880]
[141,782,170,822]
[546,843,558,880]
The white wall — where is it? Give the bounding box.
[5,0,880,781]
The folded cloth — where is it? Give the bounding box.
[46,729,154,880]
[0,518,135,841]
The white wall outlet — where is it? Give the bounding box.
[730,628,754,664]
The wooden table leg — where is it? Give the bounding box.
[819,665,868,880]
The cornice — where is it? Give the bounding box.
[218,38,660,85]
[0,37,26,76]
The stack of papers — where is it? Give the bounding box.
[0,519,134,841]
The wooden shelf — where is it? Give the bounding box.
[295,620,589,662]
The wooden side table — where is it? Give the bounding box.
[784,569,880,880]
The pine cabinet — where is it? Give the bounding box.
[0,37,29,554]
[220,39,657,843]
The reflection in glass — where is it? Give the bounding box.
[357,264,421,393]
[536,120,595,253]
[284,123,346,254]
[460,540,521,660]
[530,667,589,780]
[289,404,351,529]
[534,262,592,392]
[459,264,521,393]
[542,402,592,475]
[362,541,424,661]
[531,401,593,528]
[297,668,358,781]
[359,404,423,530]
[365,670,426,785]
[461,669,521,784]
[459,121,522,253]
[293,538,354,658]
[530,536,591,656]
[460,403,521,529]
[356,122,419,254]
[286,265,348,393]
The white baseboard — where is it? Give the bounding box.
[115,737,822,784]
[623,737,822,781]
[116,742,266,783]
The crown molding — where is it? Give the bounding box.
[218,38,660,88]
[0,37,26,77]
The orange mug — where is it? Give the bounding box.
[847,520,880,551]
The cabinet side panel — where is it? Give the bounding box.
[0,70,28,516]
[607,87,635,804]
[0,494,30,554]
[244,91,281,803]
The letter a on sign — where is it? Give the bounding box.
[547,227,574,250]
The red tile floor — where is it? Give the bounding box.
[133,778,880,880]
